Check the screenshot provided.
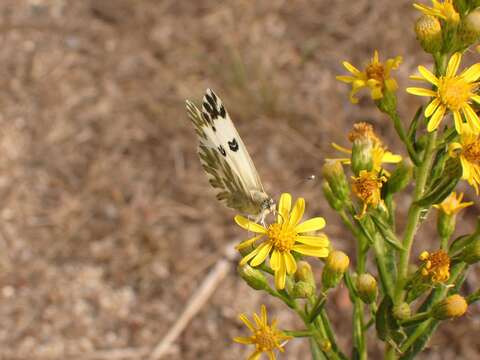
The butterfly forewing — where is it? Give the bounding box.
[186,89,271,216]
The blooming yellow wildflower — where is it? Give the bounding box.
[449,131,480,193]
[235,193,329,290]
[234,304,291,360]
[351,170,387,218]
[432,294,468,320]
[336,51,402,103]
[419,250,450,283]
[413,0,460,24]
[433,192,473,215]
[332,122,401,174]
[407,52,480,133]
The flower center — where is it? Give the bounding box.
[254,327,277,352]
[352,176,382,205]
[463,140,480,166]
[267,223,296,253]
[421,250,450,283]
[365,63,385,82]
[438,76,472,111]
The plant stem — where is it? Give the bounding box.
[389,111,420,165]
[467,289,480,304]
[394,130,438,304]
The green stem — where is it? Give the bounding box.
[399,311,431,327]
[390,111,421,165]
[284,329,314,338]
[467,289,480,304]
[385,344,397,360]
[394,130,438,304]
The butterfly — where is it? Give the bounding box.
[186,89,275,223]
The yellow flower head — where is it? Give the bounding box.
[351,170,387,218]
[407,52,480,134]
[419,250,450,283]
[331,122,402,174]
[432,294,468,319]
[449,131,480,193]
[337,51,402,104]
[433,192,473,215]
[235,193,329,290]
[414,0,460,24]
[234,304,292,360]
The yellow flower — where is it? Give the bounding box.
[433,192,473,215]
[449,131,480,193]
[407,52,480,133]
[351,170,387,218]
[419,250,450,283]
[235,193,329,290]
[432,294,468,320]
[234,304,291,360]
[331,122,402,174]
[413,0,460,24]
[336,51,402,103]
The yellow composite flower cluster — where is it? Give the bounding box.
[419,250,451,283]
[235,193,329,290]
[407,52,480,133]
[413,0,460,23]
[449,131,480,193]
[351,170,387,218]
[336,50,402,103]
[331,122,402,175]
[234,304,291,360]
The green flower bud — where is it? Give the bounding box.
[432,294,468,320]
[237,264,268,290]
[322,160,350,202]
[415,15,443,54]
[322,181,344,211]
[292,281,315,299]
[458,9,480,46]
[460,238,480,264]
[437,211,456,240]
[393,302,412,321]
[356,273,378,304]
[322,250,350,289]
[295,261,316,288]
[351,137,373,175]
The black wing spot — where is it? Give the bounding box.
[219,105,226,118]
[218,145,227,157]
[228,138,239,152]
[212,126,216,132]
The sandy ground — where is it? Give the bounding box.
[0,0,478,359]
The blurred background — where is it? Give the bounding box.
[0,0,478,359]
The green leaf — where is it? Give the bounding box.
[375,296,405,344]
[370,213,404,251]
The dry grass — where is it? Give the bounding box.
[0,0,478,359]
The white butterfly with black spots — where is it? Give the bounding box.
[186,89,275,223]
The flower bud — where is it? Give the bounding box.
[458,9,480,46]
[322,181,344,211]
[460,238,480,264]
[415,15,442,54]
[322,160,350,203]
[295,261,316,288]
[351,137,373,175]
[356,273,378,304]
[320,339,332,352]
[437,211,455,240]
[237,264,268,291]
[322,250,350,289]
[292,281,315,299]
[393,302,412,321]
[432,294,468,320]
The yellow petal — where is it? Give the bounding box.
[235,215,267,233]
[239,246,262,266]
[292,244,329,257]
[270,249,281,270]
[342,61,361,75]
[418,65,439,85]
[406,87,436,97]
[296,234,330,247]
[236,235,265,250]
[462,104,480,131]
[233,336,254,345]
[336,75,355,83]
[283,252,297,274]
[250,242,273,267]
[425,98,441,117]
[446,53,462,77]
[274,260,287,289]
[332,142,352,154]
[460,63,480,82]
[427,105,446,132]
[248,351,262,360]
[295,217,326,233]
[461,156,471,180]
[453,110,463,133]
[471,94,480,104]
[381,152,402,163]
[277,193,291,224]
[260,304,268,325]
[289,198,305,227]
[238,314,255,332]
